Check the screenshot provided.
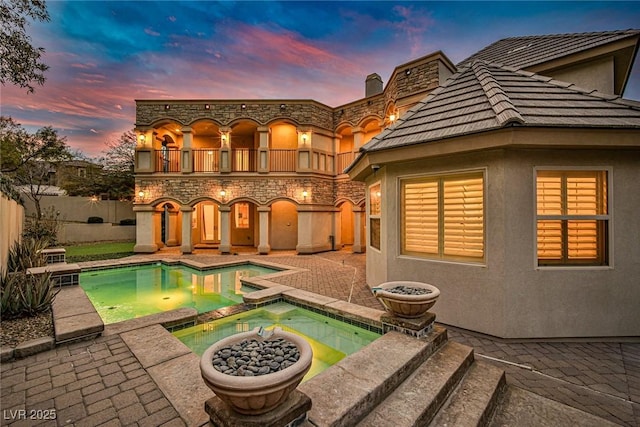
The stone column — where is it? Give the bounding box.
[133,205,158,253]
[219,205,231,254]
[219,127,231,173]
[181,206,194,254]
[181,126,193,173]
[352,206,364,253]
[353,127,364,151]
[257,206,271,254]
[257,126,269,173]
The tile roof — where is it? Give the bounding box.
[360,61,640,153]
[457,29,640,69]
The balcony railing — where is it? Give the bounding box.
[232,148,257,172]
[149,148,346,174]
[193,149,220,172]
[336,152,356,173]
[154,149,180,173]
[269,149,297,172]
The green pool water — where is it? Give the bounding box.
[80,263,277,324]
[173,301,381,382]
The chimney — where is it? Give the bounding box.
[365,73,383,97]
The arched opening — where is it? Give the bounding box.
[270,200,298,250]
[191,120,223,172]
[361,119,382,146]
[230,121,259,172]
[192,200,221,248]
[155,202,181,247]
[269,123,298,172]
[336,125,355,173]
[154,121,182,173]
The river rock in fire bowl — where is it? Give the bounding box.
[200,327,312,415]
[373,281,440,319]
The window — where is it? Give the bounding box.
[536,170,608,266]
[369,183,381,250]
[402,171,484,262]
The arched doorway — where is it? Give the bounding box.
[192,200,221,248]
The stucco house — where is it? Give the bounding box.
[346,30,640,338]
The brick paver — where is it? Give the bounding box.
[1,248,638,426]
[0,334,184,427]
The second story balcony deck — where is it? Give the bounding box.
[137,146,357,175]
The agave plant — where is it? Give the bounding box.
[6,238,49,273]
[0,271,58,319]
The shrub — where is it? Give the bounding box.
[87,216,104,223]
[0,271,58,319]
[6,238,48,273]
[119,218,136,225]
[23,206,61,246]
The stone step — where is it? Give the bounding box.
[357,341,474,427]
[429,360,506,427]
[299,325,448,427]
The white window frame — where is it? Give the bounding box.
[533,166,613,270]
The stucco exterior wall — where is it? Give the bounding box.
[1,195,24,269]
[22,196,134,224]
[549,56,615,95]
[368,148,640,338]
[58,223,136,244]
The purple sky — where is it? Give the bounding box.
[2,1,639,157]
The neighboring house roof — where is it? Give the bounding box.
[457,29,640,70]
[358,61,640,155]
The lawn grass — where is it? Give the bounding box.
[65,241,135,262]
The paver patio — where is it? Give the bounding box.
[1,248,638,426]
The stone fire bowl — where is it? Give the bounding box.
[200,327,312,415]
[373,281,440,319]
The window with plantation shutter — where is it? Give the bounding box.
[536,170,608,266]
[401,171,484,262]
[369,183,381,250]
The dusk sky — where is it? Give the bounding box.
[2,1,639,157]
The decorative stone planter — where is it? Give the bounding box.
[373,281,440,319]
[200,327,312,415]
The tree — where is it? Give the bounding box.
[0,0,50,93]
[0,116,70,219]
[97,130,136,200]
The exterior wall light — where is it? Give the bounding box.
[138,190,145,198]
[138,134,146,146]
[164,104,170,110]
[241,104,247,109]
[302,190,308,199]
[220,189,226,198]
[389,113,396,123]
[280,104,286,110]
[204,104,210,110]
[301,133,308,144]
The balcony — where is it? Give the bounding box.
[144,148,337,174]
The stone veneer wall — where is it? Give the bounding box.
[136,101,334,130]
[138,175,336,207]
[335,179,366,205]
[137,57,444,133]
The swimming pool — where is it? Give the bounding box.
[80,263,277,324]
[173,301,381,381]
